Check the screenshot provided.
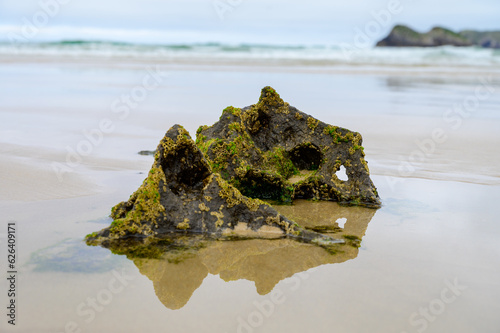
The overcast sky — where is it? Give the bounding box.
[0,0,498,44]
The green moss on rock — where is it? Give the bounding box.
[196,86,381,208]
[86,124,344,249]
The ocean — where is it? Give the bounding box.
[1,41,500,69]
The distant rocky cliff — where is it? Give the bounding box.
[377,25,500,48]
[459,30,500,49]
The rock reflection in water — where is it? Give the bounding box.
[96,200,376,310]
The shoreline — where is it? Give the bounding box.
[1,55,500,78]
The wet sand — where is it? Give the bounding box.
[0,58,499,332]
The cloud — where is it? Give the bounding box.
[0,0,498,44]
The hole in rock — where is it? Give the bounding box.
[290,144,322,170]
[161,145,211,190]
[336,165,348,181]
[248,108,271,134]
[238,174,283,200]
[256,109,270,129]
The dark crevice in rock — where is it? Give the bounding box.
[289,143,322,170]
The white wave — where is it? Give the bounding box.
[0,38,498,68]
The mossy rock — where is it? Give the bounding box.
[196,86,381,207]
[87,125,342,250]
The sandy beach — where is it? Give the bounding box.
[1,53,500,333]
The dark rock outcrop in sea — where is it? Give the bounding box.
[196,86,380,207]
[377,25,500,48]
[459,30,500,49]
[86,124,343,247]
[376,25,473,47]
